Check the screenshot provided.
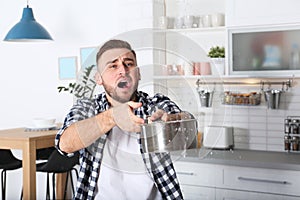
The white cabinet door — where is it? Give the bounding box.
[223,165,300,196]
[226,0,300,26]
[174,161,223,187]
[181,185,216,200]
[174,160,300,199]
[216,188,300,200]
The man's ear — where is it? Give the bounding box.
[137,67,141,80]
[95,72,103,85]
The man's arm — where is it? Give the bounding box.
[58,101,144,153]
[59,109,115,153]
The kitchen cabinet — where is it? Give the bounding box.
[225,0,300,77]
[174,161,222,200]
[226,0,300,27]
[174,162,222,187]
[216,189,300,200]
[181,185,215,200]
[228,24,300,77]
[222,165,300,197]
[174,160,300,199]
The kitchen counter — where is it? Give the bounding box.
[171,148,300,171]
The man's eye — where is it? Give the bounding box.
[109,65,118,69]
[124,62,134,67]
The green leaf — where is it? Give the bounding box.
[207,46,225,58]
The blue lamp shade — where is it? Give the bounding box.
[4,6,53,42]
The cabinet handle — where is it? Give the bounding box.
[177,171,195,176]
[238,177,289,185]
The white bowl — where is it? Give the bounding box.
[33,118,56,128]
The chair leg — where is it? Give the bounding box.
[73,167,79,179]
[63,172,70,200]
[64,168,78,199]
[20,188,23,200]
[52,173,56,200]
[72,168,79,197]
[70,168,78,195]
[1,169,7,200]
[46,173,50,200]
[69,171,75,195]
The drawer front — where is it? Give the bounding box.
[216,188,300,200]
[174,161,222,187]
[181,185,216,200]
[223,166,300,196]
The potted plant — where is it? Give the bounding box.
[208,46,225,58]
[207,46,225,75]
[57,65,98,99]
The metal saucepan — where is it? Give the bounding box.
[140,119,198,153]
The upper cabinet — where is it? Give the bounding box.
[226,0,300,27]
[226,0,300,77]
[228,25,300,77]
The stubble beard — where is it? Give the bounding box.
[102,79,139,103]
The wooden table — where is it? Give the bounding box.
[0,127,65,200]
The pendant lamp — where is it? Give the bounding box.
[4,4,53,42]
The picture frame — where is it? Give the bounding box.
[80,46,98,69]
[58,56,78,80]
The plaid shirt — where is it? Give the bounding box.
[55,91,184,200]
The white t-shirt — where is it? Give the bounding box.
[95,126,162,200]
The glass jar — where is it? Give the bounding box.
[284,119,291,134]
[284,135,291,151]
[292,119,299,134]
[223,91,231,104]
[292,136,299,151]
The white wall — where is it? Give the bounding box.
[0,0,120,129]
[0,0,155,198]
[0,0,157,129]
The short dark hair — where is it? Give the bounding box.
[96,39,136,64]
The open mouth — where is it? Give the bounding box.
[117,80,129,88]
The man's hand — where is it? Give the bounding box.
[112,101,144,132]
[148,109,191,123]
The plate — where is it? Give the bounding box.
[25,124,57,130]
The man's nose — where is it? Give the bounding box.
[117,62,128,74]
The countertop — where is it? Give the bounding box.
[170,148,300,171]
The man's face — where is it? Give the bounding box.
[96,48,140,103]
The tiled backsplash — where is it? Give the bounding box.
[155,78,300,152]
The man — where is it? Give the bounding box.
[55,39,190,199]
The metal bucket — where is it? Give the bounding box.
[264,89,282,109]
[140,119,197,152]
[198,90,214,107]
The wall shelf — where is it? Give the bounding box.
[157,26,226,33]
[196,77,294,90]
[153,75,297,80]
